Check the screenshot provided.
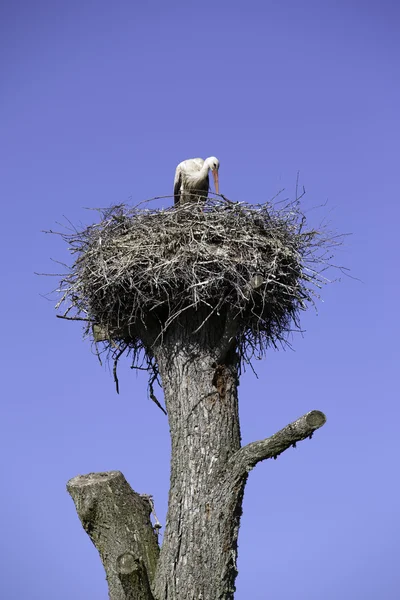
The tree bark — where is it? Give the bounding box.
[152,348,241,600]
[67,471,159,600]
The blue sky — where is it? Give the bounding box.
[1,1,399,598]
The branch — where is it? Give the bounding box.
[67,471,159,600]
[231,410,326,476]
[56,314,92,322]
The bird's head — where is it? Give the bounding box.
[206,156,220,194]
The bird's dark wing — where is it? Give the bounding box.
[173,165,182,206]
[204,173,210,195]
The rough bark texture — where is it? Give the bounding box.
[67,313,327,600]
[152,343,242,598]
[67,471,159,600]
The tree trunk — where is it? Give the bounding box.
[67,311,327,599]
[152,337,242,599]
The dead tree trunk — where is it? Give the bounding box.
[67,311,326,600]
[151,315,242,600]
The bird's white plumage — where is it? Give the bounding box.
[174,157,219,206]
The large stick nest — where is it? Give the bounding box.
[54,196,341,378]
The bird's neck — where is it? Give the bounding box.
[200,159,210,175]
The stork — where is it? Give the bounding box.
[174,157,220,206]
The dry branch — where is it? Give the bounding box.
[231,410,327,478]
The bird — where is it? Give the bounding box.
[174,157,220,206]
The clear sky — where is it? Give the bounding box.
[1,1,399,598]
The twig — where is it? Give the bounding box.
[56,315,92,322]
[113,344,127,394]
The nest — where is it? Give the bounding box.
[54,196,341,389]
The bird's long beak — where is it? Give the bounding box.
[212,169,219,195]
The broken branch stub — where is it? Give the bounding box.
[67,471,159,600]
